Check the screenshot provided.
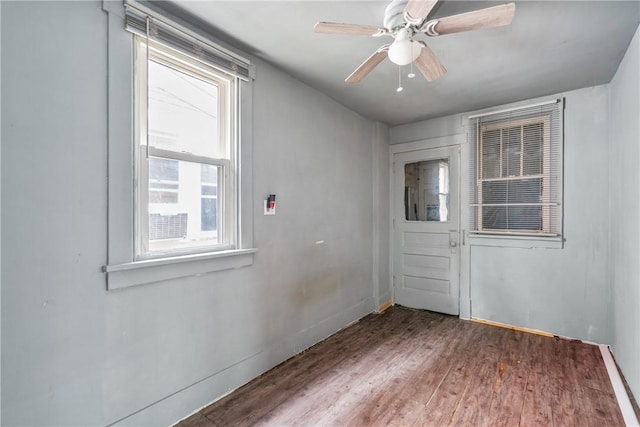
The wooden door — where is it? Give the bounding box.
[393,146,460,315]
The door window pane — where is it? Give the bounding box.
[404,159,449,222]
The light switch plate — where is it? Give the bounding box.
[264,200,276,215]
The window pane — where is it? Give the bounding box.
[481,129,501,179]
[482,178,542,204]
[149,157,179,181]
[502,126,521,177]
[147,59,223,159]
[523,123,543,176]
[509,178,542,203]
[482,206,542,231]
[507,206,542,230]
[201,198,217,231]
[149,213,187,240]
[201,164,218,184]
[404,159,449,222]
[149,157,179,204]
[481,178,543,231]
[148,160,221,252]
[149,190,178,204]
[201,185,217,196]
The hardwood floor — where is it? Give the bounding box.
[178,306,629,426]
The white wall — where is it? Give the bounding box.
[0,2,389,425]
[391,85,612,344]
[609,25,640,401]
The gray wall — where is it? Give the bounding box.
[1,1,389,425]
[372,122,391,308]
[0,1,3,422]
[391,85,612,345]
[609,25,640,401]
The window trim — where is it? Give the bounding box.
[102,1,255,290]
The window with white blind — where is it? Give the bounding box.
[469,100,563,238]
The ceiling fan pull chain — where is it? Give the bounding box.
[397,65,404,92]
[408,61,415,79]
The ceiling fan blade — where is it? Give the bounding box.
[345,46,389,83]
[415,42,446,81]
[404,0,439,24]
[431,3,515,36]
[314,22,384,36]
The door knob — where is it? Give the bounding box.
[450,241,457,247]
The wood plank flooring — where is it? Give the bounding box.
[178,306,628,427]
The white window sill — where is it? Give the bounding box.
[103,248,257,290]
[467,233,564,249]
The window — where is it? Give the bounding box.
[469,100,563,237]
[135,37,236,258]
[103,1,256,290]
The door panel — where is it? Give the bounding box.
[404,254,449,270]
[393,147,460,315]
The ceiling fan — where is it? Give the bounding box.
[314,0,515,85]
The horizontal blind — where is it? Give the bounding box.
[124,1,252,81]
[468,100,563,237]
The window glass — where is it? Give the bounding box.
[404,159,449,222]
[147,159,221,252]
[481,129,501,179]
[200,164,218,232]
[149,157,179,204]
[147,59,223,158]
[523,123,543,175]
[502,126,522,177]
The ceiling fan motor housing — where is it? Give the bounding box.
[383,0,411,30]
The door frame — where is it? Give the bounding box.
[389,133,471,319]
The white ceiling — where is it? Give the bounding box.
[168,0,640,126]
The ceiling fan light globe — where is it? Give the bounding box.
[388,39,421,66]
